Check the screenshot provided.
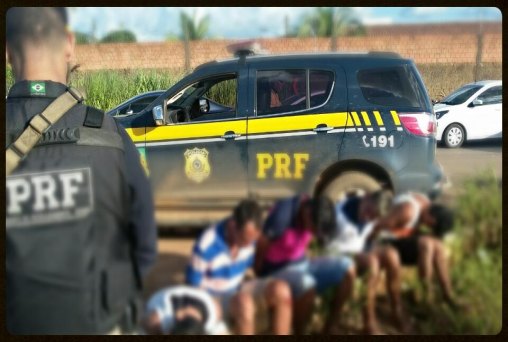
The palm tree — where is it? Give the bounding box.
[179,11,210,41]
[297,7,365,38]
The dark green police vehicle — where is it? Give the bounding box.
[113,50,444,226]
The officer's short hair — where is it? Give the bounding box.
[6,7,68,53]
[429,204,455,238]
[233,199,263,231]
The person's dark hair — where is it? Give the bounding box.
[169,316,205,335]
[429,204,455,237]
[233,199,262,231]
[309,196,337,244]
[6,7,68,53]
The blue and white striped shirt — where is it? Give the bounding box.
[186,219,255,295]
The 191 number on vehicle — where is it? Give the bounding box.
[362,135,395,148]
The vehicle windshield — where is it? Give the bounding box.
[440,84,482,105]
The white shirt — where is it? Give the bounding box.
[326,198,376,255]
[145,286,226,335]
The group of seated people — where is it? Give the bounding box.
[142,189,458,335]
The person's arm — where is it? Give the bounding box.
[368,203,412,242]
[118,127,158,278]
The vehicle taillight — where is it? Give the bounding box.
[398,112,436,137]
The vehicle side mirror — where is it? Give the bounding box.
[199,98,210,113]
[472,99,483,107]
[152,105,164,126]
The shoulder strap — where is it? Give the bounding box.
[6,87,84,176]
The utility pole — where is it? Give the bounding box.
[183,20,191,73]
[474,9,485,82]
[284,15,289,37]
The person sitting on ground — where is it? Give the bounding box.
[186,199,292,335]
[324,190,409,334]
[254,195,355,335]
[370,192,460,309]
[142,285,229,335]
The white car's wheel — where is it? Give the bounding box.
[443,124,465,148]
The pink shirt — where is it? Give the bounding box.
[264,227,312,264]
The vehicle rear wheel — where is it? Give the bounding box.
[322,171,383,202]
[443,123,465,148]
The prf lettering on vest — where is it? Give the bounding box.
[256,153,310,179]
[6,168,93,228]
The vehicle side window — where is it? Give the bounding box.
[357,66,425,108]
[166,75,237,124]
[310,70,334,108]
[257,70,307,116]
[256,69,334,116]
[204,79,236,109]
[477,86,502,105]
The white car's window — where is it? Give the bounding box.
[441,84,482,105]
[477,86,502,105]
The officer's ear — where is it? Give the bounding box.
[64,30,75,63]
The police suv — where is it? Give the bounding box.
[114,50,443,226]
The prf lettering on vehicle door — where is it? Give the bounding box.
[256,153,309,180]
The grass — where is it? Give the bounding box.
[306,169,502,335]
[6,63,502,110]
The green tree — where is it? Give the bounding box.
[100,29,137,43]
[179,11,210,41]
[297,7,365,38]
[74,31,95,44]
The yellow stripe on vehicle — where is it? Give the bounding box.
[125,127,146,143]
[248,112,350,134]
[390,110,401,126]
[351,112,362,126]
[373,111,384,126]
[128,112,353,143]
[144,120,247,142]
[361,111,372,126]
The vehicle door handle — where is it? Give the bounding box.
[313,125,333,133]
[221,131,241,140]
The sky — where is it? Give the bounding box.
[69,7,502,42]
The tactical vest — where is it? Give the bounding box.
[6,93,141,334]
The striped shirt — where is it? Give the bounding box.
[186,219,255,295]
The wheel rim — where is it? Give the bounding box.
[447,127,463,146]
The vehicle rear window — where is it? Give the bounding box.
[256,69,334,116]
[357,66,426,109]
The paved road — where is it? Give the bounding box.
[436,140,502,186]
[144,139,502,300]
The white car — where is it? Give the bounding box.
[435,80,502,148]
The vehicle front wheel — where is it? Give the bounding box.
[322,171,383,203]
[443,123,465,148]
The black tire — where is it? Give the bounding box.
[443,123,465,148]
[322,171,382,202]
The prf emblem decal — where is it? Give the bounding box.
[184,148,211,183]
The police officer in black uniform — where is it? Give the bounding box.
[6,7,157,334]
